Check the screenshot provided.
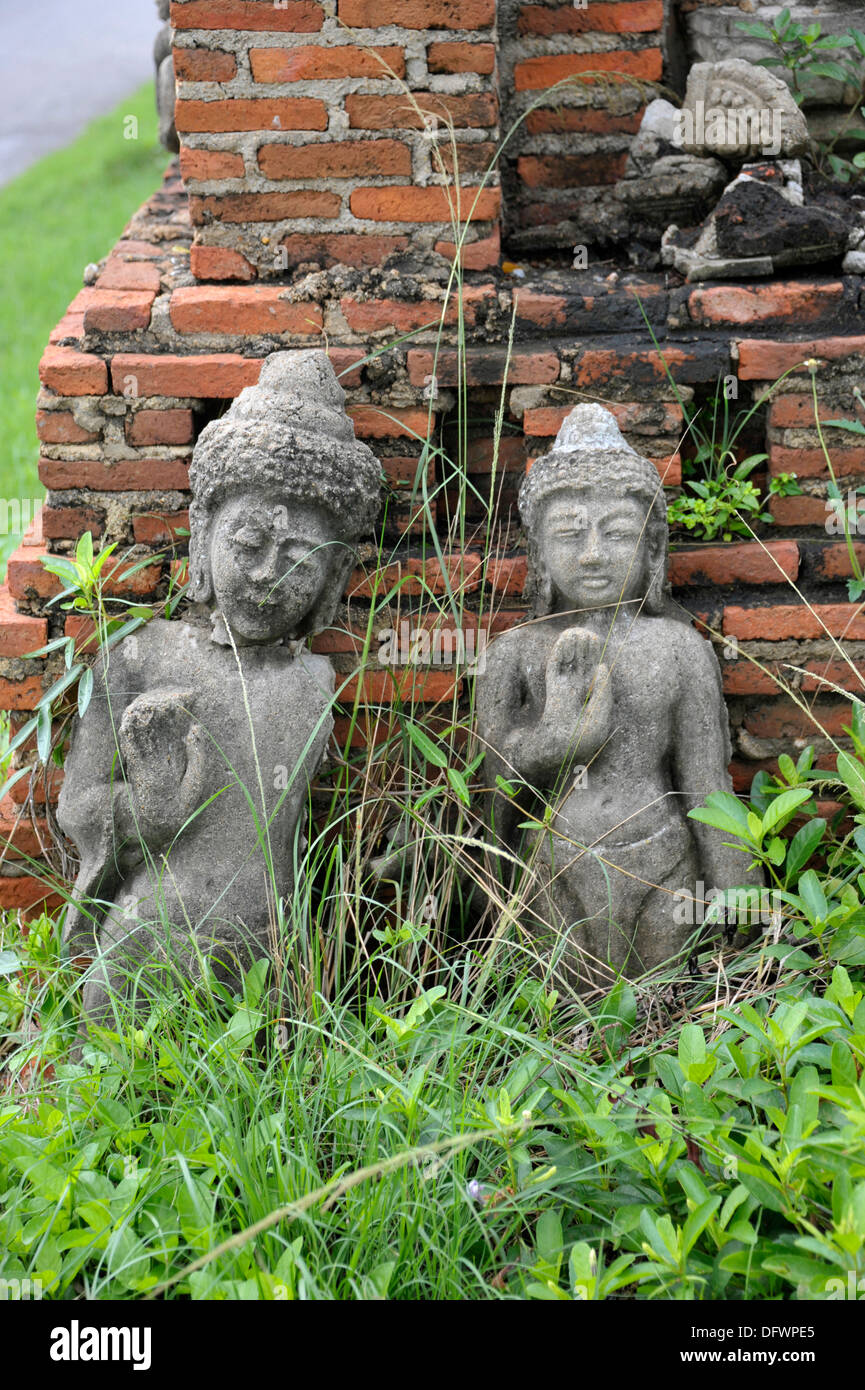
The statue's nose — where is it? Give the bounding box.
[249,543,279,583]
[580,527,604,565]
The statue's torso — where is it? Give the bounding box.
[59,618,334,943]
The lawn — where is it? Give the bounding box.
[0,81,168,571]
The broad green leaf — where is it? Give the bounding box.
[762,786,812,833]
[837,751,865,811]
[786,818,826,881]
[404,719,447,769]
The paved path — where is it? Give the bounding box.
[0,0,158,186]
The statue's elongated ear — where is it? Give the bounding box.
[645,519,670,615]
[525,535,554,616]
[187,529,213,604]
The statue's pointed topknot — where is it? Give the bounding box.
[189,349,381,542]
[553,402,641,458]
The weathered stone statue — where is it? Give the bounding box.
[477,405,755,995]
[58,351,381,1025]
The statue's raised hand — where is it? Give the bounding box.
[544,626,613,756]
[118,689,210,849]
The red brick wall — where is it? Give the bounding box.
[170,0,502,275]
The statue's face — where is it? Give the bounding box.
[538,490,654,612]
[209,494,335,643]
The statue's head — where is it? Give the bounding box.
[188,351,381,645]
[519,404,669,618]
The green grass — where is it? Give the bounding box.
[0,81,168,569]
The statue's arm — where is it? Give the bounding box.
[477,637,597,789]
[57,661,140,948]
[671,629,761,892]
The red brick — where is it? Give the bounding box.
[174,47,238,82]
[176,99,328,133]
[39,346,107,396]
[408,348,558,386]
[0,797,52,860]
[49,310,85,342]
[339,0,493,26]
[113,239,164,260]
[0,676,51,711]
[669,541,800,587]
[346,92,497,130]
[383,454,435,486]
[190,246,256,282]
[7,542,62,601]
[434,225,500,269]
[180,147,246,182]
[486,555,527,595]
[171,1,324,30]
[0,874,64,910]
[126,409,195,447]
[801,659,865,694]
[279,232,409,268]
[38,457,191,491]
[83,290,155,333]
[170,286,323,335]
[574,345,710,390]
[517,152,627,188]
[191,191,341,223]
[745,697,851,740]
[738,337,865,379]
[259,139,411,180]
[515,292,567,328]
[722,662,784,696]
[0,592,47,658]
[690,282,844,327]
[348,406,434,440]
[111,353,262,398]
[348,552,483,598]
[95,259,162,292]
[768,443,865,479]
[769,494,830,526]
[438,142,499,177]
[340,284,489,333]
[698,282,845,328]
[769,395,858,428]
[526,107,643,136]
[813,542,865,581]
[723,603,865,640]
[518,1,663,34]
[341,669,461,704]
[514,49,662,91]
[350,185,499,223]
[133,512,190,545]
[427,41,495,73]
[35,410,99,445]
[464,437,527,473]
[250,45,404,82]
[42,506,103,542]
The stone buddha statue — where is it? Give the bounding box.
[477,404,756,995]
[57,350,381,1026]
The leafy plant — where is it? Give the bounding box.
[1,533,184,802]
[667,376,801,542]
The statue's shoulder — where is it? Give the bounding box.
[656,617,722,674]
[484,621,549,671]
